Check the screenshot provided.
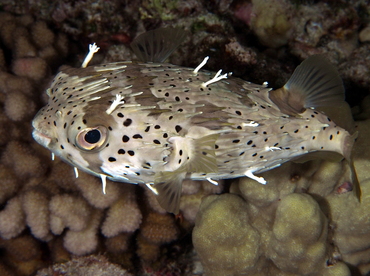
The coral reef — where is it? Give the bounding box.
[0,0,369,275]
[0,11,212,275]
[193,119,370,276]
[36,255,134,276]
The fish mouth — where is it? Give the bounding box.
[32,129,52,148]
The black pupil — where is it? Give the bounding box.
[84,129,101,144]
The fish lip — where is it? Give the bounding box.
[32,129,52,148]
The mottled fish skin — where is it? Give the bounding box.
[32,29,359,213]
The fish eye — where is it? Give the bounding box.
[76,126,108,151]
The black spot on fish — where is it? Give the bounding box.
[133,134,142,139]
[153,139,161,144]
[123,119,132,127]
[145,126,150,132]
[280,126,284,129]
[252,153,257,157]
[128,150,135,156]
[118,149,125,154]
[122,135,130,142]
[175,96,180,102]
[117,113,124,118]
[53,121,57,126]
[239,151,245,156]
[108,157,116,162]
[178,159,182,164]
[175,125,182,133]
[163,133,168,138]
[60,145,64,149]
[215,145,219,149]
[312,136,316,140]
[64,123,67,129]
[83,119,87,124]
[329,135,333,140]
[294,129,299,133]
[235,111,242,116]
[247,140,253,145]
[301,146,305,150]
[108,126,113,131]
[233,139,240,143]
[154,125,161,129]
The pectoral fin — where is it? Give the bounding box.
[153,171,186,214]
[187,134,219,173]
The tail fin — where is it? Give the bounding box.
[343,132,361,201]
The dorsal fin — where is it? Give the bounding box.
[130,27,187,63]
[269,55,345,115]
[269,55,355,133]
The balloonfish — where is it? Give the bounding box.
[32,28,360,214]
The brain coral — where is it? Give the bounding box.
[193,118,370,276]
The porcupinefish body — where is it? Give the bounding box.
[32,28,359,213]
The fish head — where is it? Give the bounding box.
[31,64,170,184]
[31,67,125,179]
[32,101,111,177]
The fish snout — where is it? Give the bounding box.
[32,129,52,148]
